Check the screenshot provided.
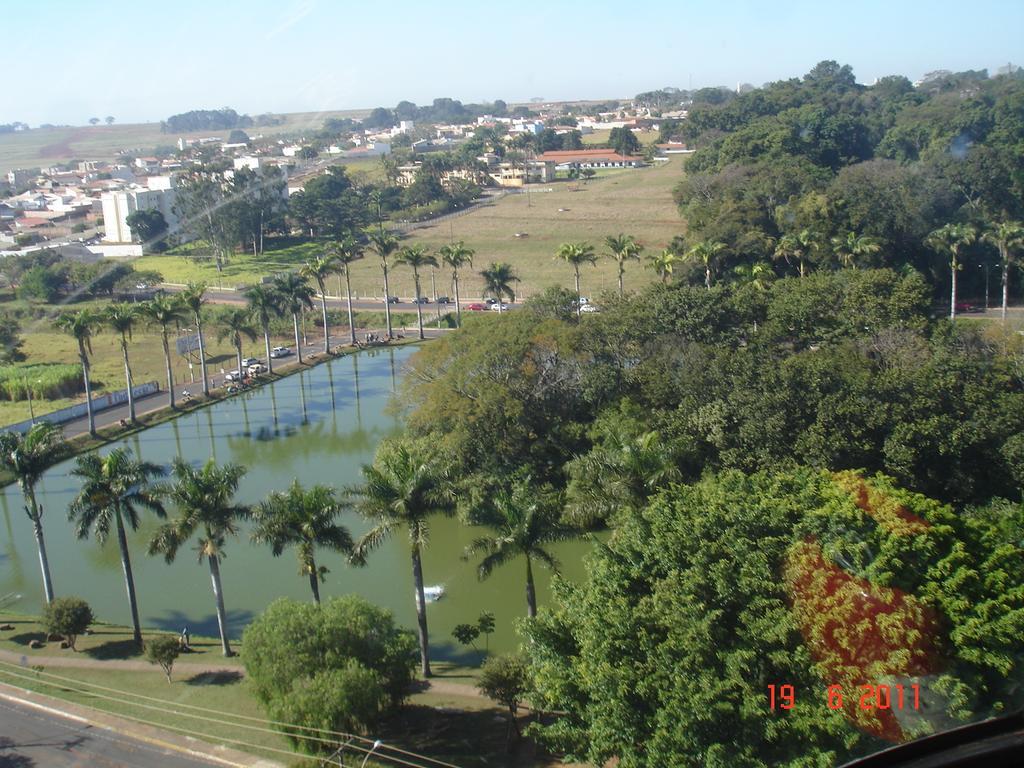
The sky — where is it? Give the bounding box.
[5,0,1023,126]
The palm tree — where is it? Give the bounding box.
[438,241,474,327]
[604,234,643,297]
[251,481,354,604]
[245,283,282,374]
[179,283,210,397]
[554,242,597,317]
[350,439,454,677]
[216,307,258,378]
[54,309,99,435]
[149,458,250,656]
[687,239,728,290]
[68,448,165,647]
[367,231,400,339]
[104,303,140,423]
[774,229,820,278]
[732,262,774,291]
[479,262,518,313]
[141,295,187,409]
[326,236,365,346]
[926,223,977,320]
[831,231,882,269]
[300,254,337,354]
[463,478,575,618]
[0,423,66,603]
[646,249,677,284]
[395,244,439,340]
[272,272,314,365]
[982,221,1024,322]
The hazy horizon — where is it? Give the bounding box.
[5,0,1023,126]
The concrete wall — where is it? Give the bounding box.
[3,381,160,435]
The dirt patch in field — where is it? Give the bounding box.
[38,129,88,159]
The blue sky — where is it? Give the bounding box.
[6,0,1023,125]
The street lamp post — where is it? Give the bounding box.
[360,740,383,768]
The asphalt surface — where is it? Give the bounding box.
[0,696,218,768]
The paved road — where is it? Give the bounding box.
[0,695,219,768]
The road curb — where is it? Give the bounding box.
[0,681,282,767]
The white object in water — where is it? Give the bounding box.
[419,585,445,603]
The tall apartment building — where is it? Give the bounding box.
[100,176,179,246]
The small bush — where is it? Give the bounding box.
[145,635,182,682]
[478,654,530,743]
[42,597,93,651]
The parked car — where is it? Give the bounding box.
[224,369,243,382]
[436,296,451,304]
[484,297,498,305]
[412,296,431,304]
[241,357,259,368]
[387,296,401,303]
[248,362,267,375]
[954,301,981,313]
[270,346,292,358]
[489,303,509,312]
[466,303,488,311]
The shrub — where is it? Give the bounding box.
[0,363,84,401]
[478,654,529,743]
[42,597,93,651]
[145,635,181,682]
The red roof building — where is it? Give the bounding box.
[538,149,644,168]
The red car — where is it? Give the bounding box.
[466,302,487,311]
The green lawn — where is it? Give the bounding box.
[133,156,687,301]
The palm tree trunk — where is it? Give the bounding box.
[27,487,54,603]
[80,342,96,435]
[574,268,581,318]
[383,263,393,339]
[234,339,243,381]
[308,559,321,605]
[799,258,805,279]
[454,272,462,328]
[950,258,958,320]
[618,263,625,297]
[161,331,175,409]
[292,313,303,365]
[411,544,431,677]
[207,555,232,656]
[414,271,425,340]
[115,512,142,646]
[263,323,273,375]
[345,269,356,346]
[525,556,537,619]
[319,287,331,354]
[196,316,209,397]
[120,336,136,423]
[1001,249,1009,323]
[705,266,712,290]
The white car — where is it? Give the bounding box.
[270,346,292,359]
[241,357,259,368]
[224,369,243,382]
[489,303,509,311]
[247,362,267,375]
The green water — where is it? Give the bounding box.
[0,346,594,659]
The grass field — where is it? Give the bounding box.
[0,109,370,175]
[133,157,687,300]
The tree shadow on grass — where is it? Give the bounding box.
[7,632,46,647]
[148,609,254,641]
[82,638,141,661]
[183,670,243,686]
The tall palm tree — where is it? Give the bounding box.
[0,423,66,603]
[326,236,365,346]
[54,309,99,435]
[463,478,575,618]
[179,283,210,397]
[554,242,598,317]
[350,439,454,677]
[438,241,474,327]
[149,458,250,656]
[104,303,140,423]
[926,223,977,320]
[982,221,1024,322]
[141,295,187,409]
[245,283,282,374]
[646,249,677,284]
[604,234,643,297]
[479,262,518,313]
[68,448,165,647]
[395,244,439,340]
[774,229,820,278]
[367,231,400,339]
[300,254,337,355]
[732,262,774,291]
[251,481,354,604]
[272,272,314,365]
[830,231,882,269]
[687,239,728,290]
[215,307,258,378]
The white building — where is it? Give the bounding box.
[100,176,179,248]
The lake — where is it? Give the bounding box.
[0,345,593,659]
